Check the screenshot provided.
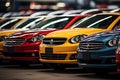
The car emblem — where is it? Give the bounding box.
[50,39,54,45]
[86,43,90,49]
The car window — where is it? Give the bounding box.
[72,15,118,29]
[32,16,73,29]
[0,19,13,27]
[0,19,22,29]
[14,17,44,29]
[14,18,36,29]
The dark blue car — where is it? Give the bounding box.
[77,29,120,73]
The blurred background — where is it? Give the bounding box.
[0,0,120,13]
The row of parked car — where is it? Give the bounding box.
[0,8,120,74]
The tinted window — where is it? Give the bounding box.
[1,19,22,29]
[32,16,73,29]
[15,18,37,29]
[72,15,118,29]
[0,19,13,27]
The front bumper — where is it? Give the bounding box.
[2,44,40,62]
[40,52,78,64]
[40,44,78,64]
[77,49,116,68]
[3,52,40,62]
[3,42,40,53]
[4,56,40,62]
[40,59,77,64]
[78,63,116,69]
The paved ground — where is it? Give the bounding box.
[0,63,120,80]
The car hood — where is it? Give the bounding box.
[10,28,58,38]
[45,28,108,38]
[0,29,27,36]
[82,30,120,42]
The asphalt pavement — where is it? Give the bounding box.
[0,62,120,80]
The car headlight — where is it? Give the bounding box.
[28,34,45,42]
[39,34,45,41]
[0,36,7,42]
[108,37,118,47]
[69,34,87,44]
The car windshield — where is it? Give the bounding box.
[31,16,73,29]
[0,19,22,29]
[14,17,43,29]
[14,18,37,29]
[0,19,13,27]
[71,15,118,29]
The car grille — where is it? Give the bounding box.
[79,41,103,50]
[4,38,25,46]
[43,38,67,45]
[41,54,66,60]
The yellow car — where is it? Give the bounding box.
[39,13,120,69]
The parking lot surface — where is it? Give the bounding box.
[0,63,120,80]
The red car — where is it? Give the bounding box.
[2,15,88,66]
[116,44,120,72]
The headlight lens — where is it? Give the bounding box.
[28,34,45,42]
[108,37,118,47]
[39,34,45,41]
[0,36,7,42]
[69,34,87,44]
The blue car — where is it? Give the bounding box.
[77,29,120,72]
